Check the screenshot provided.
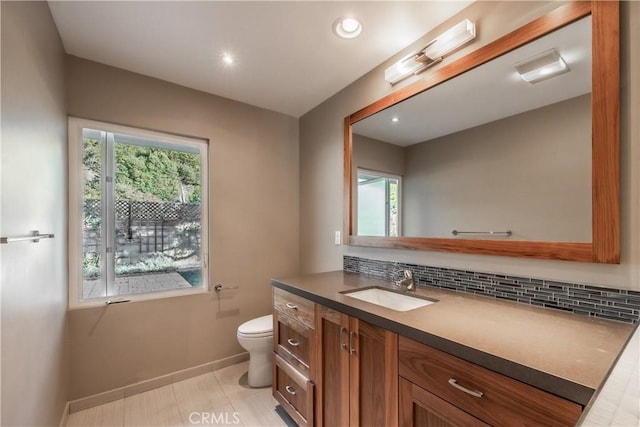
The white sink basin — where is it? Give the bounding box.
[341,287,436,312]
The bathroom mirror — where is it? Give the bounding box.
[344,1,619,263]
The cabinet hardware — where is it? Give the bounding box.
[287,338,300,347]
[285,385,297,396]
[285,302,298,310]
[448,378,484,398]
[340,327,348,351]
[349,331,357,355]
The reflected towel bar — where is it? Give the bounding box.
[452,230,512,237]
[1,231,55,244]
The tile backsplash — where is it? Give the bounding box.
[344,256,640,324]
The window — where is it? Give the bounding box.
[357,169,401,237]
[68,118,208,307]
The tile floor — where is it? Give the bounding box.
[66,361,292,427]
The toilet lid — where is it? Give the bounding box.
[238,314,273,335]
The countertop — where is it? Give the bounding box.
[271,270,635,407]
[579,325,639,426]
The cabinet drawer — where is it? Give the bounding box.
[399,337,582,426]
[273,288,315,329]
[274,354,314,427]
[275,312,311,376]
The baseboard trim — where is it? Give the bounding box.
[67,352,249,415]
[59,401,70,427]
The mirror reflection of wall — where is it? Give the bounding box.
[352,16,592,242]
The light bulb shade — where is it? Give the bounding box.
[423,19,476,60]
[384,52,427,84]
[384,18,476,85]
[514,48,570,83]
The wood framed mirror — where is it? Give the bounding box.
[344,1,619,263]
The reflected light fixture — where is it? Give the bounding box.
[514,48,570,83]
[333,17,362,39]
[384,19,476,85]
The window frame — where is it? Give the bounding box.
[68,117,210,309]
[356,168,402,237]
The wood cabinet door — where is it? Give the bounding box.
[350,319,398,427]
[399,378,489,427]
[317,306,350,427]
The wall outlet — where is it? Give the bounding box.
[335,231,341,245]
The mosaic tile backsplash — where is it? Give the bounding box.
[344,256,640,324]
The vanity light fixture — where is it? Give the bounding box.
[514,49,569,83]
[384,19,476,85]
[333,17,362,39]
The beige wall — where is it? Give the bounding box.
[66,56,300,399]
[0,2,69,425]
[403,94,591,241]
[300,1,640,290]
[353,134,405,176]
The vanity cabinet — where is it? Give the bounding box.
[272,288,316,427]
[398,336,582,426]
[273,286,586,427]
[316,305,398,427]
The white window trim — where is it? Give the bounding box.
[68,117,210,309]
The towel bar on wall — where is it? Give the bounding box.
[213,283,239,292]
[0,231,55,244]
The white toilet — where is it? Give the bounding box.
[237,314,273,387]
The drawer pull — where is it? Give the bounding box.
[285,385,297,396]
[340,327,348,351]
[448,378,484,398]
[287,338,300,347]
[285,302,298,310]
[349,330,357,355]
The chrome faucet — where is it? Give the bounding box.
[395,269,415,292]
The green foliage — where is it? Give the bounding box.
[83,138,102,200]
[115,253,176,275]
[115,144,181,201]
[82,137,202,203]
[82,252,101,278]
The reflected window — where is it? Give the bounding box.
[357,169,401,237]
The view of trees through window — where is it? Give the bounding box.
[81,128,205,299]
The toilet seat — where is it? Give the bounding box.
[237,314,272,338]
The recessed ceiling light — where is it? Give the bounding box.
[222,53,234,66]
[391,117,399,123]
[333,17,362,39]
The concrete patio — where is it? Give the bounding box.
[83,272,192,298]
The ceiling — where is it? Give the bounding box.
[353,15,591,146]
[48,1,472,118]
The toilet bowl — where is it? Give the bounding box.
[237,314,273,387]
